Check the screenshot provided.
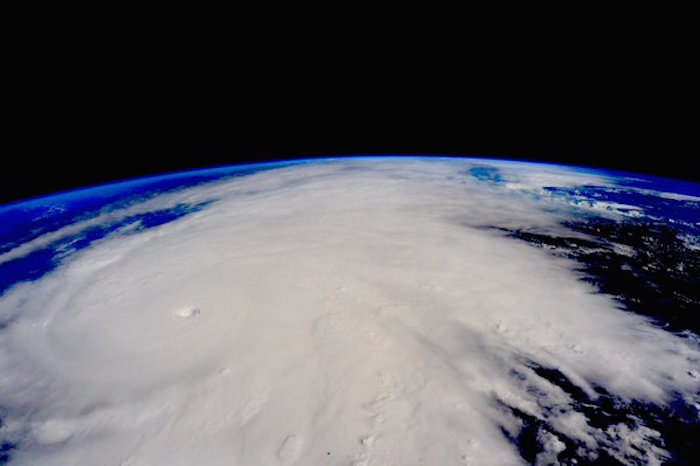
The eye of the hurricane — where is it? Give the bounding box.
[175,305,200,318]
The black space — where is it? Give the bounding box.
[4,103,694,206]
[4,38,695,205]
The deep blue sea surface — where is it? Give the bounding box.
[0,161,305,295]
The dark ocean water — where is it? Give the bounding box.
[467,164,700,464]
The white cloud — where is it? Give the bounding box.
[0,158,697,465]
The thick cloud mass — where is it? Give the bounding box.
[0,158,698,465]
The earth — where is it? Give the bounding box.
[0,157,698,465]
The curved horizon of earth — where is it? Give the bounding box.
[0,156,698,465]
